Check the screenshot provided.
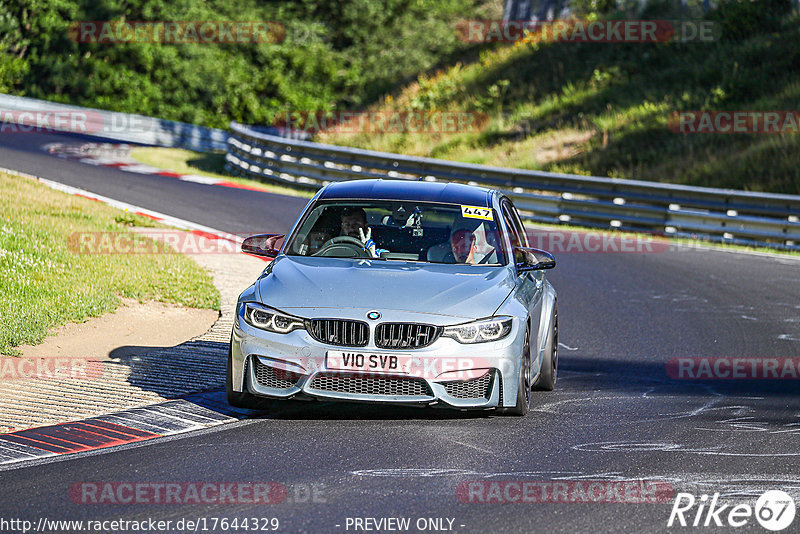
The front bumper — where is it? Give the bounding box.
[230,307,526,409]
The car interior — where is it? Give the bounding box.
[288,202,503,264]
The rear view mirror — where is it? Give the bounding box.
[514,247,556,272]
[241,234,284,258]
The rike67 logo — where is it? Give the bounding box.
[668,490,795,531]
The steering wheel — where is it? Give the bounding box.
[313,236,370,258]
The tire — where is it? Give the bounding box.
[533,303,558,391]
[226,345,270,409]
[498,324,531,416]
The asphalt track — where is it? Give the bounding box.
[1,131,799,533]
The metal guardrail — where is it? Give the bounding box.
[0,93,228,152]
[5,93,793,249]
[227,121,800,250]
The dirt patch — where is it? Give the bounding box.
[17,298,219,360]
[535,129,594,165]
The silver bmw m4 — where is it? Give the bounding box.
[228,179,558,415]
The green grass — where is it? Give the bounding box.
[318,9,800,194]
[129,147,314,199]
[0,171,220,356]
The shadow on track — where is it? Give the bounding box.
[561,355,800,398]
[106,341,799,426]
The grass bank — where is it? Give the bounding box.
[0,171,220,355]
[318,7,800,194]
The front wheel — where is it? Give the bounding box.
[533,303,558,391]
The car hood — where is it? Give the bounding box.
[255,255,516,321]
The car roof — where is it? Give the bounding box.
[317,179,494,207]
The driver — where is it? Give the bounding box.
[340,207,368,239]
[339,207,387,258]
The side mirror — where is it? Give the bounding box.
[241,234,284,258]
[514,247,555,272]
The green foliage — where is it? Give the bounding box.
[709,0,794,40]
[570,0,618,17]
[0,0,478,127]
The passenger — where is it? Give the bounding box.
[450,229,478,264]
[477,228,501,264]
[306,227,333,254]
[427,227,479,264]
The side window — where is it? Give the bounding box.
[507,202,529,247]
[501,202,522,249]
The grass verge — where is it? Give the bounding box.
[129,147,314,199]
[0,171,220,355]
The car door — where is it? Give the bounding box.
[500,197,545,376]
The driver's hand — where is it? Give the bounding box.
[358,227,377,257]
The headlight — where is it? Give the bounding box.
[242,303,305,334]
[442,316,513,344]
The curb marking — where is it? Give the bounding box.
[0,391,254,467]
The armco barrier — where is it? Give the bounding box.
[0,93,228,152]
[0,94,310,150]
[2,93,795,250]
[226,121,800,251]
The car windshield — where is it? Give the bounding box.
[285,200,506,265]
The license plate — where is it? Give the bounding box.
[326,351,411,374]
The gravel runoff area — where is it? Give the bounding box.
[0,248,267,433]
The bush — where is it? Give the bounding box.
[709,0,793,40]
[0,0,480,127]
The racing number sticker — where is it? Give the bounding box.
[461,205,493,221]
